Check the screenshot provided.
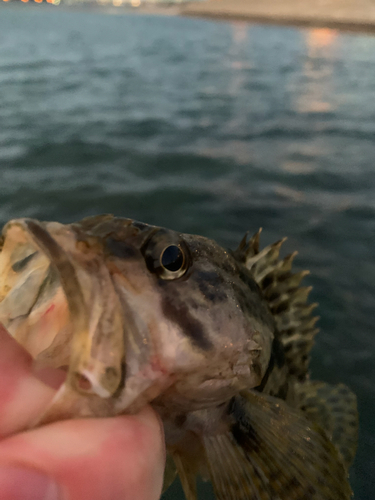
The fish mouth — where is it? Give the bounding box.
[22,219,89,335]
[0,218,127,400]
[0,218,84,337]
[0,220,90,389]
[18,219,112,397]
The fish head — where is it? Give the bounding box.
[0,216,275,420]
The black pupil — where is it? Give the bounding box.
[161,245,184,272]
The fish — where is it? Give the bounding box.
[0,215,358,500]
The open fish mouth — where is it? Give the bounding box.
[0,221,59,340]
[0,219,126,400]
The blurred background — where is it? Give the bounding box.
[0,1,374,499]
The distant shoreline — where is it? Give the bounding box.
[3,0,375,35]
[179,0,375,35]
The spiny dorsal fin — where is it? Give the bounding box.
[235,230,319,381]
[295,381,358,470]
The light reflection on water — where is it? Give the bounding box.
[295,28,338,114]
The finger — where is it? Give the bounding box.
[0,406,165,500]
[0,324,56,437]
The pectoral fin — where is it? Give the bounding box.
[203,390,352,500]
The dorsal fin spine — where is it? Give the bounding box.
[236,230,319,381]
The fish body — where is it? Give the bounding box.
[0,215,358,500]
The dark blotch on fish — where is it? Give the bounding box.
[106,237,138,259]
[231,421,261,453]
[229,398,261,454]
[161,293,213,351]
[195,271,227,302]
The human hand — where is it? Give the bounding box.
[0,324,165,500]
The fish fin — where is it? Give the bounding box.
[162,452,178,493]
[203,432,269,500]
[296,380,358,469]
[172,452,197,500]
[203,390,352,500]
[234,231,318,381]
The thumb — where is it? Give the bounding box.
[0,406,165,500]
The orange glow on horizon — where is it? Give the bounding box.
[307,28,337,49]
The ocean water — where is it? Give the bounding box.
[0,5,374,499]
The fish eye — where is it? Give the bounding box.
[142,233,190,280]
[160,245,186,273]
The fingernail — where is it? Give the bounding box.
[0,465,60,500]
